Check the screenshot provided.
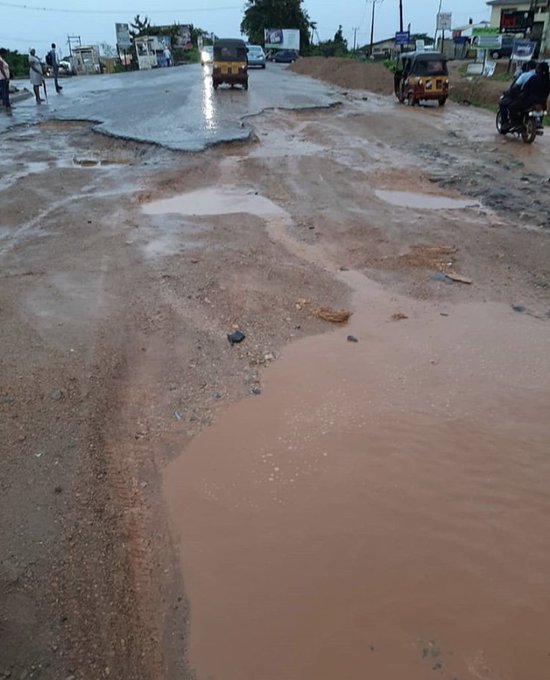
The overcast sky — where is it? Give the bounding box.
[0,0,490,55]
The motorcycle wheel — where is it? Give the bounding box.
[495,110,507,135]
[521,118,537,144]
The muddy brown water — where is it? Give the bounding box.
[164,265,550,680]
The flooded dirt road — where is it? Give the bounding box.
[2,70,550,680]
[167,281,550,680]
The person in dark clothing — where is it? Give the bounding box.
[48,43,62,93]
[509,61,550,126]
[0,47,11,109]
[499,60,537,130]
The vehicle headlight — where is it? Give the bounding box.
[418,79,423,86]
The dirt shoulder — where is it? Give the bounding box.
[290,56,511,109]
[1,83,549,679]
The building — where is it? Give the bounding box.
[72,46,101,75]
[487,0,550,55]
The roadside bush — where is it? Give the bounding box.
[2,49,28,78]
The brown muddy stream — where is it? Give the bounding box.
[157,185,550,680]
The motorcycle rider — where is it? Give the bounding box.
[499,60,537,131]
[508,61,550,128]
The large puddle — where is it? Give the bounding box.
[165,270,550,680]
[142,186,287,219]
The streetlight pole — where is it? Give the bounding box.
[369,0,383,57]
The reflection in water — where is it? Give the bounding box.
[202,71,216,131]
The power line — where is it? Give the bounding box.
[0,1,240,13]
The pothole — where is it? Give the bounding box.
[375,189,480,210]
[142,186,287,219]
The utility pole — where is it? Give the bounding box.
[352,26,359,53]
[399,0,404,52]
[369,0,383,57]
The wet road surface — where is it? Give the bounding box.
[1,64,337,150]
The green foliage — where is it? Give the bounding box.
[241,0,311,49]
[129,14,152,39]
[2,49,28,78]
[306,25,348,58]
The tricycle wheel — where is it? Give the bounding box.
[213,81,219,90]
[406,95,416,107]
[438,97,447,107]
[243,80,248,90]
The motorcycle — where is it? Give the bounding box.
[496,99,546,144]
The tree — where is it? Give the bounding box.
[333,25,347,49]
[129,14,151,39]
[240,0,311,49]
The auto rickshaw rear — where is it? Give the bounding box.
[212,39,248,90]
[395,52,449,107]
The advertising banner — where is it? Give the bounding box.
[157,24,193,49]
[115,23,131,49]
[472,27,501,51]
[264,28,300,51]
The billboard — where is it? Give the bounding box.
[264,28,300,51]
[115,23,131,49]
[472,27,501,51]
[157,24,193,49]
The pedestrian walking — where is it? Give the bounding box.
[0,47,11,109]
[163,45,172,67]
[29,48,45,103]
[46,42,62,92]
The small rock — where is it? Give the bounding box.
[213,392,222,399]
[432,661,443,670]
[347,335,358,343]
[50,388,63,401]
[173,410,183,421]
[227,330,246,345]
[512,304,527,313]
[54,486,63,494]
[339,265,350,271]
[251,386,262,395]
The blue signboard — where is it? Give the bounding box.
[395,31,410,46]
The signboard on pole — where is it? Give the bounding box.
[437,12,452,31]
[115,23,131,49]
[472,27,501,51]
[395,31,410,46]
[264,28,300,51]
[512,39,536,60]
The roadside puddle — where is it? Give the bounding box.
[375,189,480,210]
[142,186,287,219]
[165,267,550,680]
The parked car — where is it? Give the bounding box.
[246,44,266,68]
[201,45,213,66]
[271,50,299,63]
[490,35,514,60]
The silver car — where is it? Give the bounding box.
[246,45,266,69]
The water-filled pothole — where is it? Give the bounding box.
[375,189,480,210]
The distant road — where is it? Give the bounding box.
[1,64,337,150]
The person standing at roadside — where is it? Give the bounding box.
[47,42,62,92]
[29,48,44,103]
[163,45,172,67]
[0,48,11,109]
